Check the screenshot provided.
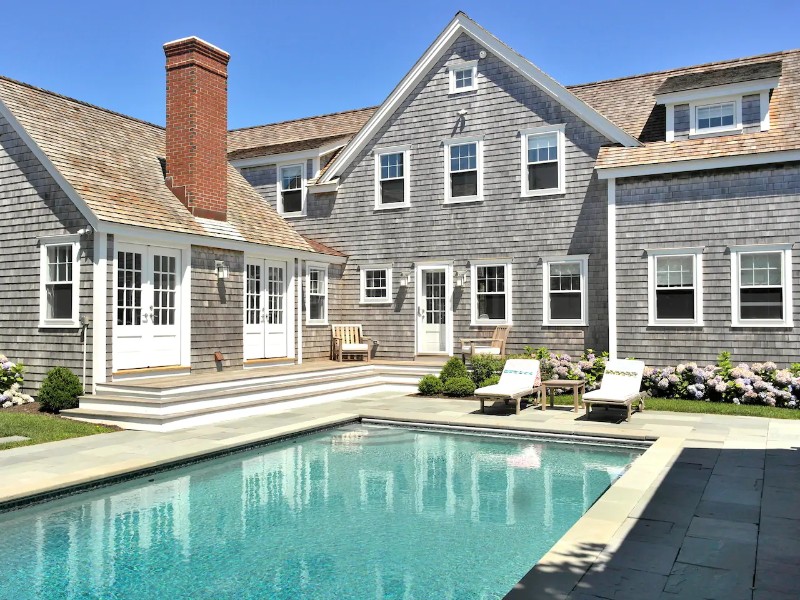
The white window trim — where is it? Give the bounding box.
[689,96,742,138]
[520,124,566,197]
[448,60,478,94]
[443,137,483,204]
[277,162,307,217]
[360,265,393,304]
[646,247,704,327]
[306,262,328,325]
[542,255,588,327]
[470,260,513,326]
[373,145,411,210]
[730,244,794,328]
[39,235,81,328]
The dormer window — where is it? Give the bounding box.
[278,163,306,217]
[449,61,478,94]
[696,101,735,132]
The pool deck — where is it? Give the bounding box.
[1,392,798,600]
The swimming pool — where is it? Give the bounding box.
[0,423,642,599]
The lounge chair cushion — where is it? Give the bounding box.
[461,345,501,355]
[342,343,369,352]
[475,384,531,398]
[583,389,639,402]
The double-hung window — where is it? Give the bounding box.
[444,139,482,203]
[521,125,565,196]
[374,147,410,208]
[448,61,478,93]
[360,266,392,304]
[543,256,587,326]
[471,261,512,325]
[731,245,793,327]
[278,164,305,216]
[306,264,328,324]
[39,236,81,327]
[647,249,703,326]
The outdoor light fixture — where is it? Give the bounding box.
[454,270,467,287]
[215,260,229,280]
[399,271,409,287]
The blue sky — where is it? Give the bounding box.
[3,0,798,129]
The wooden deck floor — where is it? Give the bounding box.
[105,357,448,390]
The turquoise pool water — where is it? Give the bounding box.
[0,424,642,599]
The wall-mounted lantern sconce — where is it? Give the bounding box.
[215,260,229,280]
[454,270,467,287]
[399,271,410,287]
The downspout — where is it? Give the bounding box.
[296,258,303,364]
[607,177,617,359]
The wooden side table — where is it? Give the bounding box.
[541,379,586,412]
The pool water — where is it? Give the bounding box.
[0,424,642,599]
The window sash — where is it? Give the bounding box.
[475,265,507,322]
[738,252,784,321]
[696,102,735,130]
[308,267,327,322]
[43,243,77,323]
[364,269,388,299]
[450,143,477,173]
[379,153,404,181]
[279,165,304,214]
[546,260,585,323]
[454,68,473,89]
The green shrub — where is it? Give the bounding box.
[469,354,506,386]
[790,363,800,377]
[717,351,734,379]
[443,376,476,397]
[38,366,83,412]
[418,374,443,395]
[440,357,468,384]
[480,374,500,387]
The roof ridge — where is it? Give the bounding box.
[229,105,379,132]
[567,48,798,90]
[0,74,164,130]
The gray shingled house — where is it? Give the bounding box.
[0,37,342,392]
[233,13,800,367]
[2,13,798,398]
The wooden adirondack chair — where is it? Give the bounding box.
[459,325,510,363]
[331,324,374,362]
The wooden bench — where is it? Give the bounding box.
[331,324,374,362]
[459,325,510,363]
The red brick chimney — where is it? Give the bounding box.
[164,37,230,221]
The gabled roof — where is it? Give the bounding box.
[227,107,376,159]
[654,61,782,95]
[318,12,641,183]
[575,49,800,171]
[0,76,314,253]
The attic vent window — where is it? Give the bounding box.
[449,61,478,94]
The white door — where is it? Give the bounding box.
[416,266,450,354]
[114,244,181,370]
[244,259,288,359]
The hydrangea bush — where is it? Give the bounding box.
[643,352,800,409]
[0,354,33,408]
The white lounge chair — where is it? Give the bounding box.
[475,359,542,415]
[582,359,646,422]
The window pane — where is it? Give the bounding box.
[550,292,581,320]
[282,190,303,213]
[310,295,325,320]
[47,284,72,319]
[380,179,405,204]
[697,102,734,130]
[478,294,505,320]
[281,165,302,190]
[380,153,403,180]
[451,171,477,197]
[656,256,693,288]
[740,288,783,320]
[454,68,473,89]
[309,270,321,295]
[365,269,387,298]
[528,162,559,190]
[527,133,558,163]
[450,143,477,172]
[656,289,695,319]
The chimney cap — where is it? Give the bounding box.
[163,36,230,59]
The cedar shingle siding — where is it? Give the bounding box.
[0,113,94,392]
[243,33,613,358]
[615,162,800,366]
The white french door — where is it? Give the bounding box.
[416,264,452,354]
[114,244,182,370]
[244,259,288,359]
